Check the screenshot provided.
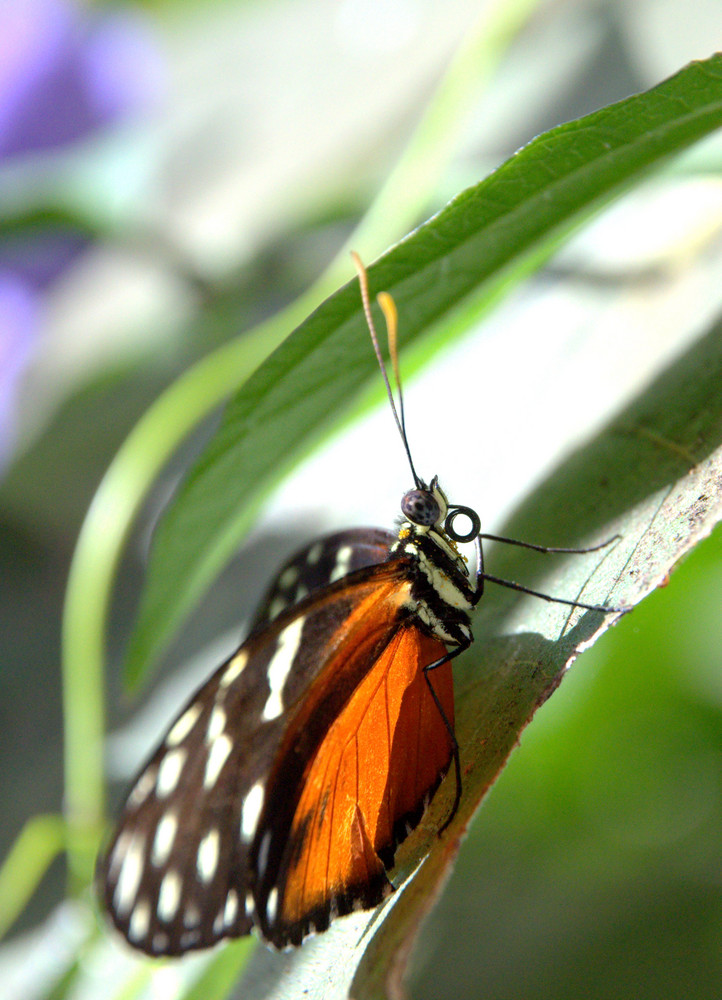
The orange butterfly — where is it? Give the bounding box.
[98,255,616,953]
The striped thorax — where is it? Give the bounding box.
[390,478,477,647]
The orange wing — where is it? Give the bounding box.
[257,615,454,946]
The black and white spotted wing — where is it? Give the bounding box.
[98,530,402,956]
[250,528,394,630]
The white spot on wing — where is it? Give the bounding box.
[151,812,178,867]
[261,617,305,721]
[306,542,322,564]
[224,888,239,927]
[113,834,145,916]
[166,703,202,747]
[128,899,151,942]
[329,544,353,582]
[197,828,220,884]
[128,768,156,808]
[108,829,131,879]
[266,886,279,922]
[240,781,265,841]
[158,870,182,922]
[204,733,232,788]
[184,903,201,928]
[279,565,299,588]
[206,704,226,743]
[268,596,287,620]
[219,650,248,689]
[156,748,187,797]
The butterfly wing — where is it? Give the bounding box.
[99,552,452,955]
[250,528,395,629]
[254,624,454,947]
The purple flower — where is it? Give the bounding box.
[0,0,164,158]
[0,0,163,468]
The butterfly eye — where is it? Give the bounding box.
[401,489,441,526]
[444,505,481,543]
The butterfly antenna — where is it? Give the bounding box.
[352,252,422,488]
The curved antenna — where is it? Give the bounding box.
[351,252,422,488]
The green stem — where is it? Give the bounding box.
[0,814,66,940]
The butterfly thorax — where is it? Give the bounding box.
[389,480,476,648]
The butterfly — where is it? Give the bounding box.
[98,254,617,954]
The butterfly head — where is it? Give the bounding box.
[400,475,447,532]
[400,475,481,548]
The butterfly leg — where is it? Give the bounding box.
[478,532,620,555]
[422,638,472,833]
[480,572,624,613]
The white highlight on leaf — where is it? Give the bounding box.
[156,748,187,797]
[166,702,202,747]
[240,781,265,842]
[224,888,239,927]
[204,733,232,789]
[151,812,178,867]
[219,650,248,689]
[197,828,220,884]
[128,899,151,942]
[113,834,145,917]
[157,870,183,922]
[329,544,353,582]
[262,617,305,721]
[206,704,226,743]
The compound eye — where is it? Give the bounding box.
[401,489,440,526]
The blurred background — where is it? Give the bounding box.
[1,0,721,997]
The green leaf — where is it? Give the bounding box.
[352,320,722,1000]
[223,314,722,1000]
[126,53,722,685]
